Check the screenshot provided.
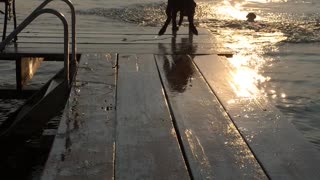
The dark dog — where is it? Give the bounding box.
[158,0,198,35]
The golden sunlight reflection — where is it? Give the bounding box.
[216,0,289,21]
[245,0,288,3]
[217,0,248,20]
[229,65,265,97]
[218,29,286,98]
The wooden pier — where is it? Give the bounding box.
[1,2,320,179]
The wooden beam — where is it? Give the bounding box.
[116,54,190,179]
[41,53,117,180]
[193,55,320,179]
[2,43,232,56]
[155,55,267,179]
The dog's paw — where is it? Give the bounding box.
[172,26,179,32]
[158,28,166,36]
[189,26,198,35]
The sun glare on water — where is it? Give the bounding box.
[216,0,288,20]
[216,0,250,20]
[196,0,288,99]
[217,31,286,98]
[228,57,267,98]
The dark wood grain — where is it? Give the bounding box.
[41,53,116,180]
[116,54,190,180]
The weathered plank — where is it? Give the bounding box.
[16,35,214,44]
[41,53,116,180]
[155,55,267,179]
[193,55,320,179]
[2,22,210,35]
[16,32,209,37]
[2,43,232,56]
[116,54,190,179]
[3,26,212,45]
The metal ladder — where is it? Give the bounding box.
[0,0,77,139]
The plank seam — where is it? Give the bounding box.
[154,55,194,180]
[113,53,119,180]
[192,56,271,180]
[75,80,115,85]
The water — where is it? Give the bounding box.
[75,0,320,150]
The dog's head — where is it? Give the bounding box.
[246,12,256,22]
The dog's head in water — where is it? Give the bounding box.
[246,12,256,22]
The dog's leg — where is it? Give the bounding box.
[188,15,198,35]
[172,10,179,33]
[159,17,171,35]
[159,5,172,36]
[178,11,184,26]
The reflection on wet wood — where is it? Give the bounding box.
[41,53,116,179]
[194,55,320,179]
[116,54,190,179]
[155,55,267,179]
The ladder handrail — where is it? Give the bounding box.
[0,0,77,86]
[35,0,77,69]
[0,8,70,85]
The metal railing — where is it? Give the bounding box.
[0,0,76,86]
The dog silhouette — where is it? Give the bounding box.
[158,0,198,35]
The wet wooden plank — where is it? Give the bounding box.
[3,23,210,35]
[116,54,190,179]
[17,32,209,37]
[7,26,211,44]
[155,55,267,179]
[16,35,214,44]
[193,55,320,179]
[1,43,232,56]
[76,53,116,84]
[41,53,116,180]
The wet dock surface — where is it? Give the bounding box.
[41,51,320,180]
[1,2,320,180]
